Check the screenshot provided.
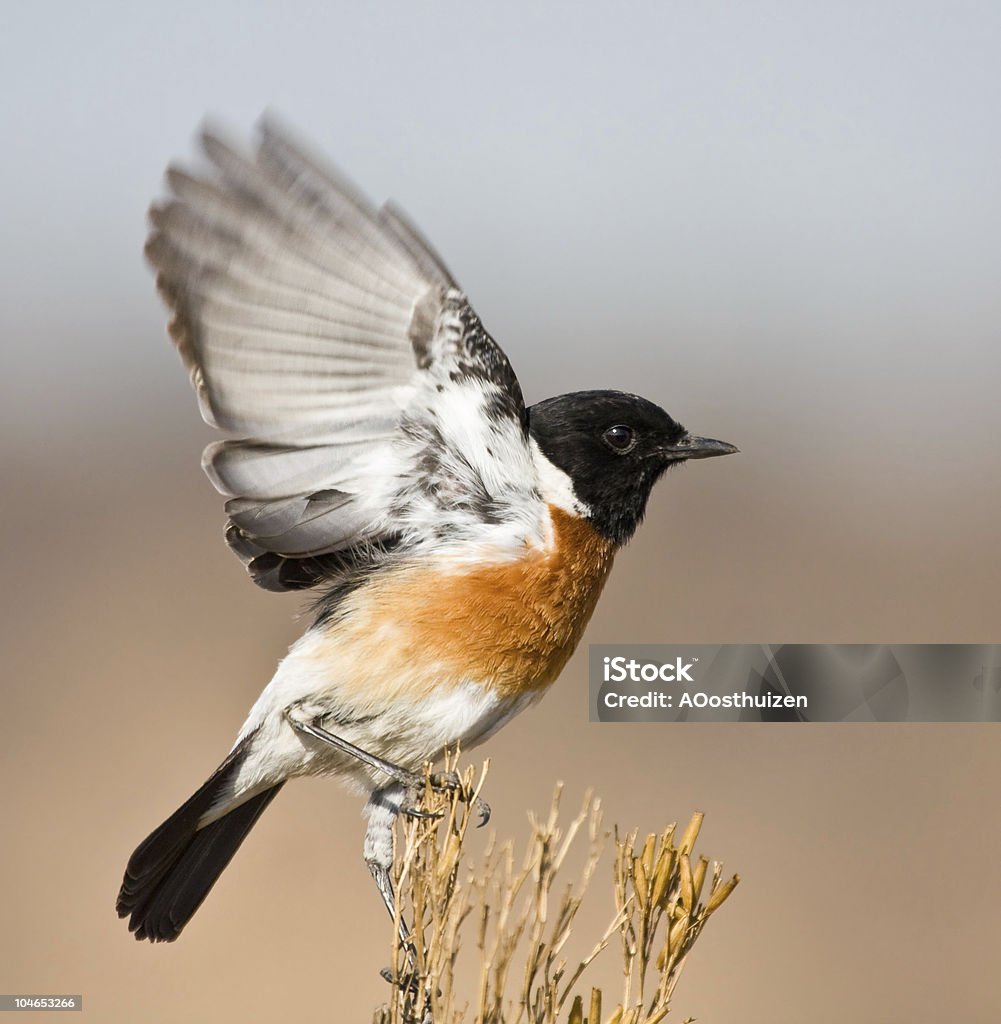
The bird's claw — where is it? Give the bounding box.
[402,805,444,822]
[380,965,421,997]
[473,796,491,828]
[429,771,490,827]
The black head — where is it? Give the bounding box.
[528,390,737,545]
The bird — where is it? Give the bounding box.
[116,117,738,944]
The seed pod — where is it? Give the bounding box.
[633,856,648,909]
[641,833,657,882]
[678,812,704,856]
[692,856,708,905]
[668,914,688,955]
[589,988,602,1024]
[650,846,675,909]
[568,995,584,1024]
[706,873,741,914]
[679,854,694,912]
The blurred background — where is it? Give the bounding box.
[2,2,1000,1021]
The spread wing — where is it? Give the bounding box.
[147,118,546,591]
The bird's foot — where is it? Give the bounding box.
[425,770,491,827]
[381,964,439,1023]
[395,767,489,828]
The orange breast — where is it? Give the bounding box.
[324,506,615,701]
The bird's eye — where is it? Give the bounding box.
[602,424,636,453]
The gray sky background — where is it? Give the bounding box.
[4,2,1000,487]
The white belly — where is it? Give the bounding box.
[219,629,542,809]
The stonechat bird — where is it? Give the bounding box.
[116,118,738,942]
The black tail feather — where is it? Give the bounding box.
[117,740,283,942]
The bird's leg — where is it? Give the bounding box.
[285,708,419,788]
[364,787,409,926]
[365,786,420,994]
[284,708,491,825]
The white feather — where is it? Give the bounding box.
[198,627,542,824]
[530,439,588,517]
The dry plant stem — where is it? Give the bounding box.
[375,755,740,1024]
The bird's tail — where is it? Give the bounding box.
[116,737,283,942]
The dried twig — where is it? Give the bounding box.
[373,756,739,1024]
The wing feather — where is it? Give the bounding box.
[148,118,543,591]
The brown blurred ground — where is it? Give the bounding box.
[2,403,999,1024]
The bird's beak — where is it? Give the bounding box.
[659,435,740,461]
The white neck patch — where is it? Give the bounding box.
[530,438,589,517]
